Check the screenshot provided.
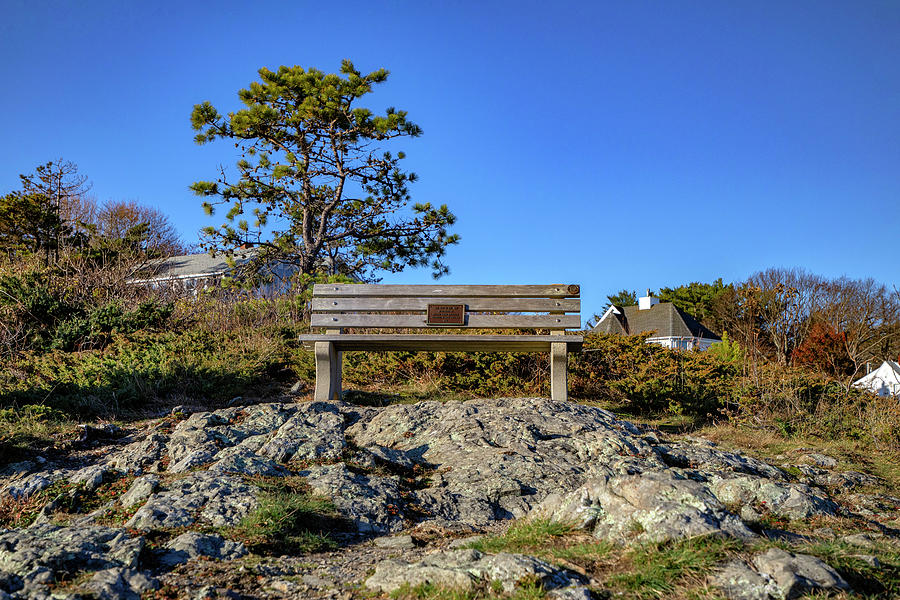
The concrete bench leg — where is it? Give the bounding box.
[550,342,568,401]
[314,341,342,401]
[331,349,342,401]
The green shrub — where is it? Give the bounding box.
[0,404,73,465]
[706,332,744,365]
[0,269,78,351]
[569,333,737,417]
[0,327,293,415]
[0,267,174,353]
[48,300,175,352]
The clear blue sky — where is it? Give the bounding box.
[2,0,898,320]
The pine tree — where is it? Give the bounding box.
[190,60,458,282]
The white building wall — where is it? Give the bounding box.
[853,362,900,397]
[646,336,719,351]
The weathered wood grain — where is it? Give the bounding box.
[299,334,584,352]
[312,284,580,298]
[311,297,581,313]
[310,313,582,330]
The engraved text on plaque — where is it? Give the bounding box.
[426,304,466,326]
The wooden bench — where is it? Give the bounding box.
[298,284,583,402]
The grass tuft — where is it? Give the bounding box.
[469,519,576,554]
[0,404,77,466]
[230,476,340,554]
[390,578,547,600]
[606,536,743,599]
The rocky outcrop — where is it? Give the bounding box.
[85,567,159,600]
[657,439,786,480]
[347,398,666,524]
[299,463,407,534]
[0,397,889,599]
[125,472,259,530]
[0,398,857,539]
[791,464,882,491]
[0,474,53,502]
[119,474,160,508]
[0,524,144,576]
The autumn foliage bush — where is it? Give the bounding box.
[791,321,854,378]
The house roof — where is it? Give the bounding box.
[853,360,900,391]
[593,306,627,335]
[129,249,257,283]
[593,301,720,340]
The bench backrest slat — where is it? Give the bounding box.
[314,284,580,298]
[311,297,580,313]
[311,313,582,330]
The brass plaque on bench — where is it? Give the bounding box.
[427,304,466,326]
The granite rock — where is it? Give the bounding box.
[366,548,591,599]
[531,469,756,544]
[712,548,850,600]
[158,532,247,567]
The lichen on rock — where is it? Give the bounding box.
[365,548,592,599]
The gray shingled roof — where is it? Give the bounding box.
[129,250,257,282]
[593,302,720,340]
[594,310,627,335]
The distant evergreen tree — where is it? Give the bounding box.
[0,191,63,259]
[605,289,639,309]
[18,159,91,264]
[657,279,731,331]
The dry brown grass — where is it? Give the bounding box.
[694,422,900,494]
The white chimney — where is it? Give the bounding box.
[638,289,659,311]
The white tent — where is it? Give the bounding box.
[853,360,900,397]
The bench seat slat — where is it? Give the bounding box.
[313,284,580,298]
[299,334,584,352]
[311,313,582,329]
[311,297,581,313]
